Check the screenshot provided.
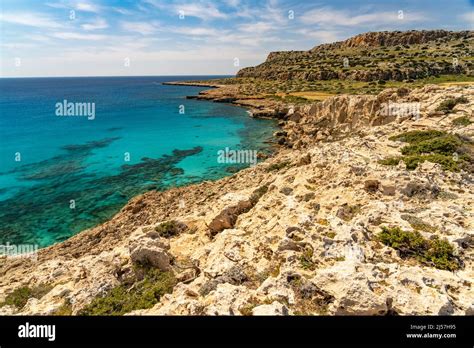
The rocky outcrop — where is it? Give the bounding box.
[208,185,269,236]
[129,235,172,271]
[313,30,473,51]
[279,85,474,148]
[237,30,473,82]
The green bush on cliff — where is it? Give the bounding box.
[1,283,52,309]
[388,130,446,143]
[155,220,187,238]
[436,96,469,114]
[403,154,462,171]
[79,268,176,316]
[381,130,473,171]
[378,226,460,271]
[53,299,73,316]
[400,134,462,156]
[266,160,290,172]
[452,116,472,126]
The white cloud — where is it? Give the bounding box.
[301,8,424,27]
[75,2,100,13]
[121,21,158,35]
[81,18,108,30]
[45,2,69,10]
[29,34,53,43]
[1,43,38,49]
[46,1,101,13]
[0,12,63,29]
[51,32,108,40]
[167,26,222,37]
[178,3,228,19]
[238,21,276,33]
[113,7,134,15]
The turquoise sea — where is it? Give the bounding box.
[0,76,277,247]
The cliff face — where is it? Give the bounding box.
[1,85,472,316]
[237,30,474,82]
[312,30,473,50]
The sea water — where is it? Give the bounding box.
[0,76,277,247]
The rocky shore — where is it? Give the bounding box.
[164,80,288,119]
[0,81,472,316]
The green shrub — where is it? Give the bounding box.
[402,154,461,171]
[400,135,462,156]
[378,226,426,256]
[378,226,460,271]
[299,249,316,270]
[424,238,459,271]
[378,157,402,166]
[436,99,457,113]
[379,154,461,171]
[53,300,73,316]
[452,116,472,126]
[436,97,469,113]
[389,130,446,143]
[455,96,469,104]
[79,268,176,316]
[266,160,290,172]
[1,284,52,309]
[155,220,187,238]
[382,130,472,171]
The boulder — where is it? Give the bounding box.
[252,301,289,316]
[208,200,253,236]
[364,179,380,193]
[129,237,171,271]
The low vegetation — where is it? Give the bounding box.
[380,130,473,171]
[155,220,187,238]
[401,214,437,233]
[436,96,469,113]
[53,299,73,316]
[0,283,52,309]
[266,160,290,172]
[378,226,461,271]
[265,94,311,104]
[299,248,316,271]
[452,116,472,126]
[79,268,176,316]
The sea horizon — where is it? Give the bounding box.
[0,74,236,79]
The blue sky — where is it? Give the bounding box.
[0,0,473,77]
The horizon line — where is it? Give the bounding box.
[0,74,236,79]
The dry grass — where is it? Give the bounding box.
[285,91,334,101]
[438,81,474,86]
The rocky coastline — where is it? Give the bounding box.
[0,80,472,316]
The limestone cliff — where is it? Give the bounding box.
[237,30,474,82]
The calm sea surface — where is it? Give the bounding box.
[0,76,277,247]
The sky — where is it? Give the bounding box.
[0,0,473,77]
